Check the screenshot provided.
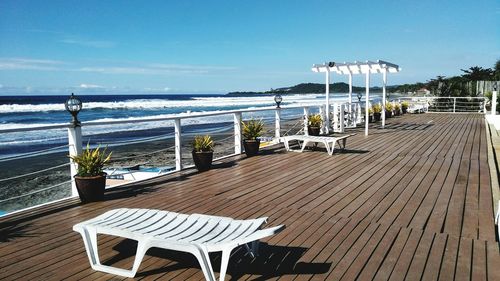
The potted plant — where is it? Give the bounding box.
[401,101,409,114]
[372,104,382,121]
[307,114,322,136]
[242,118,264,157]
[192,135,214,172]
[368,107,374,123]
[385,103,393,118]
[69,144,111,203]
[394,103,401,116]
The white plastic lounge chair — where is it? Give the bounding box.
[73,208,285,280]
[282,134,354,155]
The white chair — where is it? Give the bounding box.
[73,208,285,281]
[282,134,354,155]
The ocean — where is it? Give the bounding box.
[0,92,385,214]
[0,93,337,158]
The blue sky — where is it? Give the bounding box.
[0,0,499,94]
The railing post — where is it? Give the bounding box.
[174,118,182,171]
[357,103,362,124]
[234,113,242,154]
[319,105,325,134]
[303,107,310,135]
[339,104,345,133]
[333,103,339,132]
[453,97,456,113]
[275,108,281,139]
[67,125,82,197]
[492,90,497,116]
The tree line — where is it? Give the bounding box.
[392,59,500,97]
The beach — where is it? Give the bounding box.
[0,118,303,213]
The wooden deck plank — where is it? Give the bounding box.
[404,231,435,281]
[0,113,498,280]
[372,228,412,281]
[421,232,447,281]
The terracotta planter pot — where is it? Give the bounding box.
[74,174,106,203]
[192,150,213,172]
[374,112,381,121]
[308,126,320,136]
[243,139,260,157]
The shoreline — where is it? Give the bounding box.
[0,118,303,214]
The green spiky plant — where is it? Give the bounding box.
[372,104,382,113]
[193,135,214,152]
[70,143,112,177]
[385,102,393,112]
[401,101,409,110]
[308,114,322,127]
[242,118,264,140]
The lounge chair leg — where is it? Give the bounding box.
[283,139,290,151]
[342,138,347,149]
[324,141,334,155]
[79,229,149,278]
[129,240,150,277]
[80,228,100,267]
[219,249,232,281]
[251,240,260,256]
[300,141,309,152]
[192,246,217,281]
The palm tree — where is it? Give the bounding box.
[494,59,500,80]
[460,66,494,81]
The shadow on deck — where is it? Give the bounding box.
[0,113,499,280]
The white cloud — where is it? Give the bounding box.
[0,57,236,76]
[78,64,236,75]
[0,58,65,71]
[60,38,115,48]
[80,83,104,89]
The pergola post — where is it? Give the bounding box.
[382,68,387,128]
[365,71,370,136]
[348,72,353,104]
[325,69,330,134]
[311,60,400,137]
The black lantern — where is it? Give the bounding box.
[274,94,283,108]
[65,93,82,126]
[357,93,362,102]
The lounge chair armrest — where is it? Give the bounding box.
[236,224,286,246]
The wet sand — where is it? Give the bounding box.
[0,119,304,213]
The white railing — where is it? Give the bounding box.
[0,103,327,214]
[1,95,489,215]
[397,96,486,113]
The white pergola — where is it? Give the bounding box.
[311,60,400,136]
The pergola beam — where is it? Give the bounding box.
[311,60,400,136]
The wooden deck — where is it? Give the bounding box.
[1,113,499,280]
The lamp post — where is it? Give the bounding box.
[274,94,282,139]
[65,93,83,127]
[274,93,282,108]
[492,82,498,116]
[65,93,83,197]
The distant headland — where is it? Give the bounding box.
[226,82,398,96]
